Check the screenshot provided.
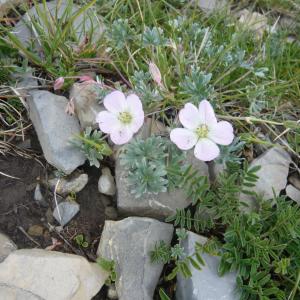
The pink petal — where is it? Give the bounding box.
[103,91,126,113]
[96,111,119,134]
[179,103,201,129]
[126,94,143,113]
[110,126,133,145]
[208,121,234,145]
[194,138,220,161]
[198,100,217,126]
[129,111,145,133]
[170,128,197,150]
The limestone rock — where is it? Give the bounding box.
[176,231,238,300]
[48,173,88,196]
[70,82,105,129]
[240,147,291,211]
[97,217,173,300]
[27,90,85,174]
[53,201,80,226]
[286,184,300,205]
[115,150,208,220]
[98,167,116,196]
[0,249,108,300]
[0,233,17,263]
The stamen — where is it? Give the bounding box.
[195,124,209,138]
[118,111,132,124]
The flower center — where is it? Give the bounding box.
[195,124,209,139]
[118,111,132,124]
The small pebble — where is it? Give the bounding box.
[107,285,118,300]
[98,168,116,196]
[53,201,80,226]
[28,225,44,237]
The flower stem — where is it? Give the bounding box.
[217,115,283,126]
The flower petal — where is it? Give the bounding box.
[126,94,143,113]
[198,100,217,126]
[110,126,133,145]
[170,128,198,150]
[194,138,220,161]
[129,111,145,133]
[96,111,118,134]
[179,103,201,129]
[103,90,126,113]
[208,121,234,145]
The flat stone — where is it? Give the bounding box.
[286,184,300,205]
[70,82,105,129]
[0,233,17,263]
[27,225,44,237]
[13,0,104,50]
[97,217,173,300]
[0,249,108,300]
[115,150,208,220]
[27,90,85,174]
[176,231,238,300]
[240,147,291,211]
[98,167,116,196]
[53,201,80,226]
[288,174,300,190]
[48,173,88,196]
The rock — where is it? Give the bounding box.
[104,206,118,220]
[0,233,17,263]
[197,0,227,13]
[53,201,80,226]
[98,167,116,196]
[289,174,300,190]
[107,285,118,300]
[27,90,85,174]
[0,0,24,17]
[28,225,44,237]
[13,0,104,51]
[238,9,269,38]
[115,150,208,220]
[0,284,41,300]
[70,82,105,129]
[136,118,168,140]
[97,217,173,300]
[0,249,108,300]
[286,184,300,205]
[48,173,88,196]
[176,231,238,300]
[16,70,38,90]
[240,147,291,211]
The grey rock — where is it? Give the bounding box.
[176,231,238,300]
[27,90,85,174]
[97,217,173,300]
[107,285,118,300]
[16,71,38,90]
[104,206,118,220]
[0,249,108,300]
[48,173,88,196]
[70,82,105,129]
[53,201,80,226]
[115,150,208,220]
[0,0,24,17]
[240,147,291,211]
[289,174,300,190]
[98,167,116,196]
[198,0,227,13]
[13,0,104,50]
[0,233,17,263]
[286,184,300,205]
[0,283,42,300]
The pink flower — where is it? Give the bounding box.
[79,75,96,83]
[96,91,144,145]
[170,100,234,161]
[53,77,64,90]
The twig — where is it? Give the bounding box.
[17,226,41,247]
[0,171,21,180]
[54,179,62,224]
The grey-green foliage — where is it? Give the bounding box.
[107,18,132,49]
[71,127,112,168]
[142,26,167,47]
[120,136,184,198]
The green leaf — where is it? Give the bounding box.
[159,288,171,300]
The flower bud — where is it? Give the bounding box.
[53,77,64,90]
[149,62,163,87]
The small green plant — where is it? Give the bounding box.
[120,136,185,198]
[74,234,88,248]
[150,229,205,281]
[97,257,117,285]
[71,127,112,168]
